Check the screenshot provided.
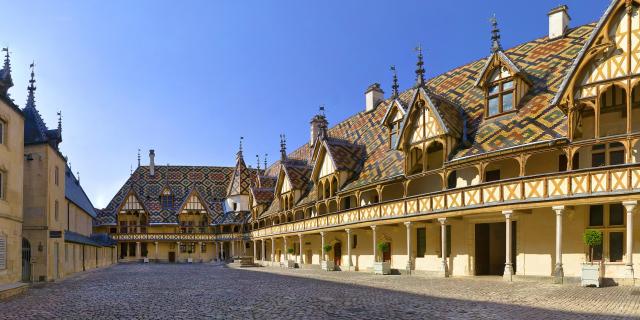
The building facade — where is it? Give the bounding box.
[0,49,25,295]
[99,0,640,285]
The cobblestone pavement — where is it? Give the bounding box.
[1,263,640,319]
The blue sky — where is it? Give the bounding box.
[0,0,607,207]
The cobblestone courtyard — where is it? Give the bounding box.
[1,263,640,319]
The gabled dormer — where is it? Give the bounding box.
[476,16,531,119]
[394,87,464,175]
[117,190,148,232]
[177,189,210,232]
[310,136,365,200]
[381,98,407,150]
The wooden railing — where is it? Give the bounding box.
[252,164,640,238]
[112,232,246,242]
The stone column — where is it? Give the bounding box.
[261,239,266,264]
[552,206,565,284]
[197,242,202,262]
[371,226,377,263]
[231,240,235,257]
[177,241,181,262]
[154,241,159,261]
[253,240,257,261]
[136,242,141,260]
[405,222,413,275]
[623,201,637,283]
[502,211,514,281]
[438,218,448,277]
[298,234,304,265]
[283,237,288,263]
[345,229,352,271]
[243,240,247,256]
[271,238,275,264]
[214,243,219,261]
[320,232,326,262]
[220,242,225,261]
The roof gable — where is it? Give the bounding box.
[475,51,532,88]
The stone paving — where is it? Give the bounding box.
[1,263,640,319]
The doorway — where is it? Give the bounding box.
[333,243,342,266]
[168,252,176,262]
[382,242,391,262]
[475,222,516,276]
[21,238,31,282]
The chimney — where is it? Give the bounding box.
[548,5,570,40]
[149,149,155,176]
[365,83,384,112]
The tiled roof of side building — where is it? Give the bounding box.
[65,164,98,218]
[96,165,235,226]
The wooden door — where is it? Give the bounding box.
[334,243,342,266]
[382,242,391,262]
[168,252,176,262]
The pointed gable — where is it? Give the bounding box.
[475,51,531,89]
[227,154,251,196]
[119,191,145,213]
[397,87,463,150]
[311,137,366,182]
[553,0,638,107]
[178,190,207,214]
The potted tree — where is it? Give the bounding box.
[581,229,604,287]
[321,244,334,271]
[287,248,296,268]
[373,242,391,275]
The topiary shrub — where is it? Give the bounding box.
[287,247,295,254]
[583,229,603,263]
[323,244,332,253]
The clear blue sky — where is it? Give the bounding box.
[0,0,606,207]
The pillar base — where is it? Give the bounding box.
[553,264,564,284]
[503,264,514,282]
[405,261,413,275]
[439,260,449,278]
[624,265,635,286]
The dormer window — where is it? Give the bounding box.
[487,67,515,117]
[160,189,174,210]
[389,120,401,149]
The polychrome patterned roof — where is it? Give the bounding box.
[96,166,234,225]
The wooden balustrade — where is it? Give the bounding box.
[251,164,640,238]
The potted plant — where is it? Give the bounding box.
[286,248,296,268]
[581,229,603,287]
[373,242,391,275]
[321,244,334,271]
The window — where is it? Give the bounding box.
[0,171,4,200]
[447,171,457,189]
[201,243,207,253]
[389,121,401,149]
[232,203,238,211]
[54,166,59,186]
[416,227,426,258]
[486,68,515,117]
[141,243,148,257]
[160,188,175,210]
[587,204,626,262]
[54,200,59,221]
[558,154,568,172]
[0,119,5,145]
[0,234,6,270]
[591,142,625,167]
[128,243,136,257]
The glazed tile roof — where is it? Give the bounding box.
[321,137,366,173]
[227,153,253,196]
[251,187,275,205]
[281,159,312,191]
[252,24,595,216]
[96,166,234,225]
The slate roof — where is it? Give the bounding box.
[22,84,62,148]
[64,230,116,247]
[65,164,97,218]
[97,166,234,225]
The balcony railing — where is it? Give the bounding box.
[252,163,640,238]
[112,232,246,242]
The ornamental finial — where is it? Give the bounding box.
[490,14,503,54]
[256,154,260,170]
[390,65,399,98]
[414,44,425,87]
[280,134,287,161]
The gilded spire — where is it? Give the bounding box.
[390,65,399,98]
[280,134,287,161]
[414,44,425,87]
[26,61,36,109]
[490,14,503,54]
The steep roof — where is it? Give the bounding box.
[65,165,97,218]
[96,166,234,225]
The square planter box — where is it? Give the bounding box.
[321,260,335,271]
[373,261,391,275]
[581,263,603,287]
[287,260,296,269]
[187,258,193,263]
[143,257,149,263]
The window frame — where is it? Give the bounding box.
[389,120,401,149]
[0,118,5,145]
[586,204,626,263]
[591,142,625,167]
[0,170,4,200]
[486,74,516,118]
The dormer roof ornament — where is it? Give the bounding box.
[280,134,287,161]
[414,44,425,88]
[390,65,399,98]
[490,14,503,54]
